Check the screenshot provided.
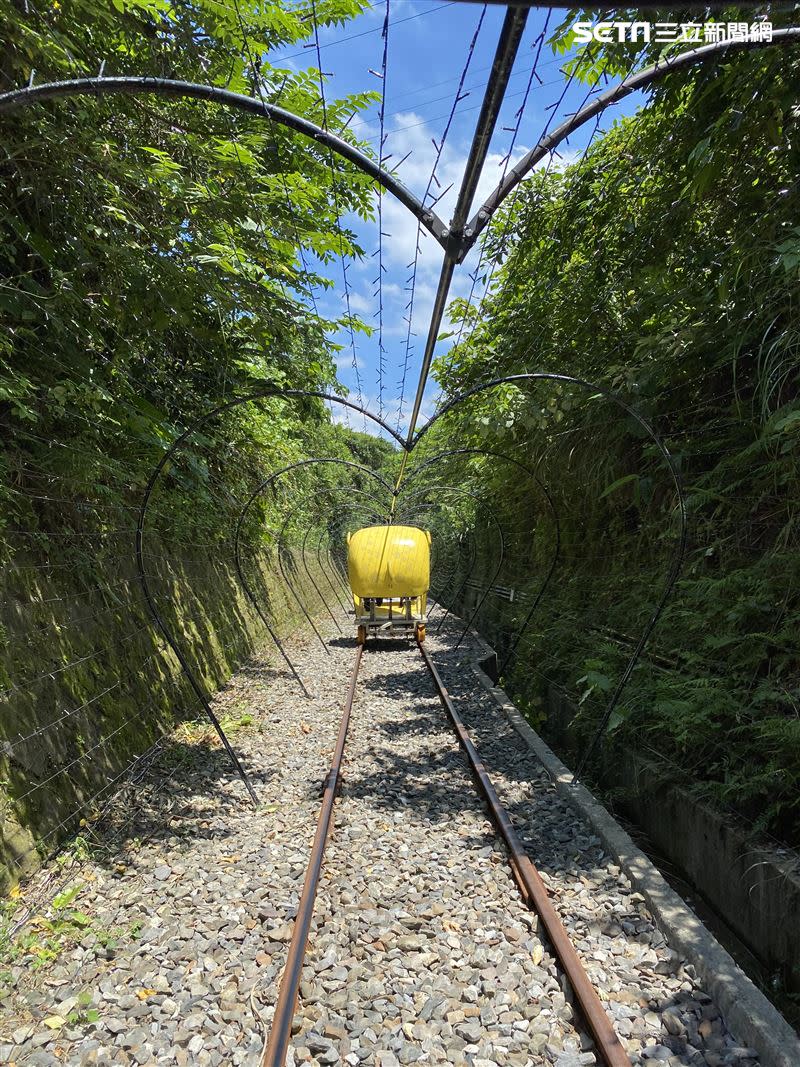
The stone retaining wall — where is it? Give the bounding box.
[0,542,341,892]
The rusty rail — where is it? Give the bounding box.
[416,638,632,1067]
[260,643,363,1067]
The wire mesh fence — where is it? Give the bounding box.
[1,2,799,959]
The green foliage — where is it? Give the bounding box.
[0,880,95,976]
[0,0,394,888]
[0,0,381,552]
[435,36,800,845]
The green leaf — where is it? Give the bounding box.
[599,473,639,500]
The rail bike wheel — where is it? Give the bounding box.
[357,624,367,645]
[416,623,426,643]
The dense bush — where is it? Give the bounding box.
[434,26,800,844]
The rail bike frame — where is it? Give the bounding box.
[353,592,427,642]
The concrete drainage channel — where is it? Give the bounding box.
[466,634,800,1067]
[537,690,800,1016]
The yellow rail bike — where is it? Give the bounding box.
[346,525,431,644]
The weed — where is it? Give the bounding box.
[67,990,100,1026]
[0,880,134,981]
[175,711,259,746]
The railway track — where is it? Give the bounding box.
[262,636,627,1067]
[3,616,764,1067]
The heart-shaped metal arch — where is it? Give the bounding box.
[135,372,684,794]
[9,22,782,797]
[3,26,799,447]
[2,29,797,266]
[232,460,513,690]
[134,391,399,800]
[400,447,560,652]
[234,456,393,656]
[413,372,688,780]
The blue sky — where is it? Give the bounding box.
[268,3,643,437]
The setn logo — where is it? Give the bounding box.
[571,20,773,45]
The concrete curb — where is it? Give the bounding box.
[464,641,800,1067]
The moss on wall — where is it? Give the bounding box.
[0,542,338,893]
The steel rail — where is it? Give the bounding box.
[417,638,632,1067]
[260,643,363,1067]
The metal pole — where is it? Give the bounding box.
[0,78,450,248]
[402,6,529,451]
[301,522,343,634]
[435,531,476,633]
[234,537,312,701]
[276,511,331,654]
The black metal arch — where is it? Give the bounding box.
[305,492,391,614]
[0,77,450,246]
[392,480,507,649]
[401,446,561,665]
[414,371,687,780]
[458,1,744,6]
[3,36,796,453]
[387,497,475,627]
[402,24,800,442]
[304,497,395,618]
[134,389,403,800]
[234,458,393,659]
[235,474,386,693]
[392,490,478,631]
[391,492,484,630]
[275,497,367,654]
[3,28,790,280]
[464,26,800,253]
[81,6,783,786]
[299,495,389,632]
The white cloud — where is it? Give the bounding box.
[345,289,374,316]
[376,111,531,251]
[327,108,558,408]
[335,352,364,371]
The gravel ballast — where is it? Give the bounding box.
[0,612,771,1066]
